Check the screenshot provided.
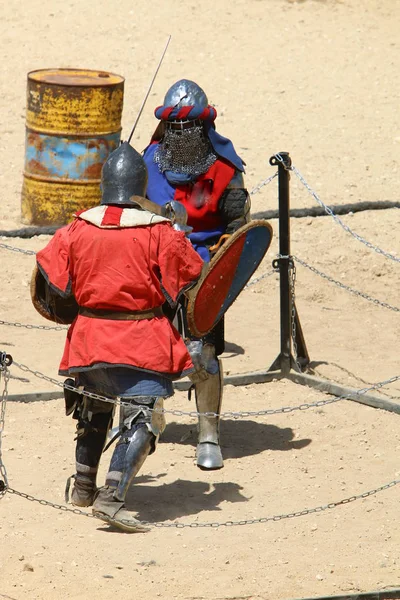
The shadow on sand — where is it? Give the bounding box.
[110,420,312,524]
[222,340,246,358]
[123,477,250,523]
[161,418,311,460]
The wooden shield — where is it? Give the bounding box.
[187,220,273,338]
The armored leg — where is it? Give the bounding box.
[67,390,114,508]
[195,344,224,470]
[93,396,166,532]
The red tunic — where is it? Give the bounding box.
[35,206,204,379]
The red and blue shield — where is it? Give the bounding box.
[187,220,273,338]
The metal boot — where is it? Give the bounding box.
[92,485,149,533]
[69,474,98,507]
[195,357,224,470]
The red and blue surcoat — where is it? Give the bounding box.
[143,141,241,261]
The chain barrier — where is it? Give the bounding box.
[11,360,400,420]
[0,268,276,331]
[291,166,400,264]
[0,318,67,332]
[1,161,397,271]
[322,363,400,401]
[0,269,275,332]
[0,242,36,256]
[0,351,12,497]
[279,254,400,313]
[6,248,393,334]
[5,475,400,529]
[288,260,302,371]
[4,354,400,528]
[0,170,278,262]
[0,157,399,530]
[250,171,278,195]
[245,268,276,289]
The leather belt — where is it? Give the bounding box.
[79,306,164,321]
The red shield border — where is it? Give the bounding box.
[187,220,273,338]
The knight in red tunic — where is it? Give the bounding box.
[143,79,251,470]
[32,142,204,532]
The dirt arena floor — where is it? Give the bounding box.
[0,1,399,599]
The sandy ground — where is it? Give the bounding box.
[0,0,400,599]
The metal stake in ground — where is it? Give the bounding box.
[268,152,309,375]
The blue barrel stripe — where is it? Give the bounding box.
[25,131,120,180]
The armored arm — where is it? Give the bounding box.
[133,196,192,235]
[164,200,193,235]
[218,170,251,235]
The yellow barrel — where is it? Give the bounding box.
[21,68,125,226]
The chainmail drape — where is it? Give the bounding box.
[154,126,217,176]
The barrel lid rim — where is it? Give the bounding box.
[27,68,125,86]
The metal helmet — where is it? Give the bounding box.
[101,142,148,206]
[163,79,208,111]
[154,79,217,124]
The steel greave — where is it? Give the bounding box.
[113,426,154,502]
[195,360,224,470]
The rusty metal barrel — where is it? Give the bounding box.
[21,68,125,226]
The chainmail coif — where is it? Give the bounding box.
[154,126,217,176]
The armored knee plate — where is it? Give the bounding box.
[195,344,224,470]
[117,395,166,444]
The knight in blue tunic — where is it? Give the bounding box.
[143,79,251,469]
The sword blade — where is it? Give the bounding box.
[127,35,172,144]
